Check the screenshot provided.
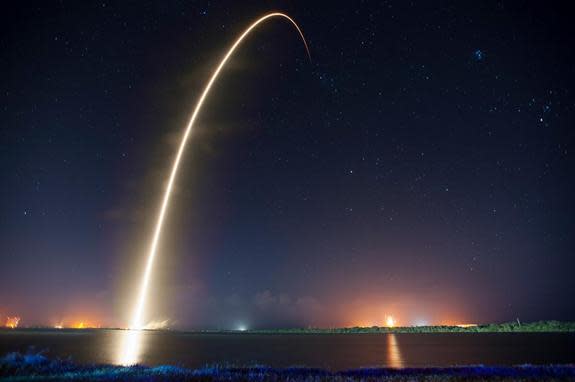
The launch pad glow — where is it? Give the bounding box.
[118,13,309,365]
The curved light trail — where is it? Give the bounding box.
[118,12,310,365]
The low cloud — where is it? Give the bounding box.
[251,290,325,326]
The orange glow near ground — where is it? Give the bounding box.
[5,316,20,328]
[70,321,100,329]
[456,323,478,328]
[342,306,483,330]
[49,320,100,329]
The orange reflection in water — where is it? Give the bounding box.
[386,333,404,368]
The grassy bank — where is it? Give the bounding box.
[1,353,575,381]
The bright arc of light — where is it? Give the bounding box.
[127,12,309,337]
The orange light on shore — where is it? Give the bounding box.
[456,323,478,328]
[71,321,100,329]
[386,315,396,328]
[5,316,20,329]
[53,321,64,329]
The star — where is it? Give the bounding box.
[473,49,484,61]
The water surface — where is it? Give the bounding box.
[1,329,574,370]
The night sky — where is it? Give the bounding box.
[1,1,574,329]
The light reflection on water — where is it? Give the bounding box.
[116,329,144,365]
[1,331,574,369]
[386,333,404,368]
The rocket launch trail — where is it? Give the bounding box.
[119,13,310,365]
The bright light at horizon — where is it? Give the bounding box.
[456,323,478,328]
[71,321,100,329]
[386,315,396,328]
[236,323,248,331]
[413,318,429,327]
[5,316,20,329]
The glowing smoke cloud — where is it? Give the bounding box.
[118,13,310,365]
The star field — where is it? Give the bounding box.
[0,0,573,328]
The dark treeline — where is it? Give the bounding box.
[196,321,575,334]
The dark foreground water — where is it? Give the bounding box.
[1,330,574,370]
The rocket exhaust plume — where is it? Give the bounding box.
[119,12,309,365]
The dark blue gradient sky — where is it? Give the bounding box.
[1,0,574,329]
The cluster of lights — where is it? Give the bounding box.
[353,314,482,328]
[2,316,103,329]
[456,323,478,328]
[5,316,20,329]
[52,321,100,329]
[72,321,100,329]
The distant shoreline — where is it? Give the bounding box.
[2,320,575,333]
